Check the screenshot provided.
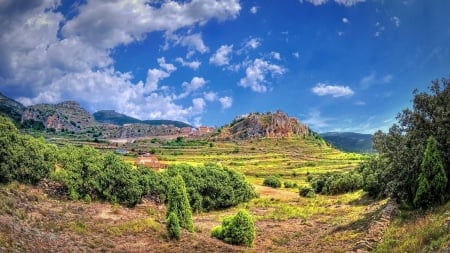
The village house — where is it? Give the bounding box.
[134,154,166,170]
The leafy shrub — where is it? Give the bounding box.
[284,181,294,188]
[310,171,363,195]
[299,186,315,198]
[52,145,143,207]
[211,210,255,247]
[263,176,281,188]
[166,164,257,212]
[210,225,223,239]
[166,212,181,240]
[0,116,56,185]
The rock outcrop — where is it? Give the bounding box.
[21,101,97,132]
[218,110,309,140]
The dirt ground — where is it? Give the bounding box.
[0,183,390,253]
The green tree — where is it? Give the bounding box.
[211,209,255,247]
[370,78,450,207]
[166,174,194,232]
[166,211,181,240]
[413,136,447,208]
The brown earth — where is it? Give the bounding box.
[0,183,391,253]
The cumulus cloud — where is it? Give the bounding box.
[203,91,218,102]
[0,0,242,124]
[219,96,233,109]
[239,58,285,93]
[210,45,233,66]
[62,0,241,49]
[312,83,354,97]
[342,17,349,24]
[175,57,201,70]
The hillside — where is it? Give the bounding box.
[21,101,98,132]
[0,92,25,124]
[216,111,309,140]
[321,132,373,153]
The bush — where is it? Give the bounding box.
[166,164,257,212]
[284,181,294,188]
[211,210,255,247]
[0,116,56,185]
[299,186,315,198]
[263,176,281,188]
[210,225,223,239]
[167,212,181,240]
[310,171,363,195]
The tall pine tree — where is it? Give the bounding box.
[166,174,194,232]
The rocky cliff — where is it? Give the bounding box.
[21,101,98,132]
[217,110,309,140]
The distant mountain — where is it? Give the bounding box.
[0,92,25,124]
[93,110,141,125]
[216,110,309,140]
[321,132,374,153]
[93,110,192,128]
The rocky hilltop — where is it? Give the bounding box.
[21,101,97,132]
[217,110,309,140]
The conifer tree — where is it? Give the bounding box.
[414,136,448,208]
[166,174,194,232]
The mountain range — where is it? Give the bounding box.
[0,92,372,152]
[321,132,374,153]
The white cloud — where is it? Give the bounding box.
[62,0,241,49]
[250,6,258,14]
[204,91,218,102]
[0,0,242,125]
[312,83,354,97]
[239,58,285,93]
[391,16,400,27]
[245,38,261,49]
[175,57,201,70]
[183,76,206,92]
[299,0,364,6]
[360,72,393,89]
[210,44,233,66]
[145,57,177,93]
[219,96,233,109]
[342,17,349,24]
[270,52,281,60]
[292,52,300,59]
[172,33,209,54]
[178,76,207,99]
[192,97,206,112]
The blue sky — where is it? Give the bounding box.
[1,0,449,133]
